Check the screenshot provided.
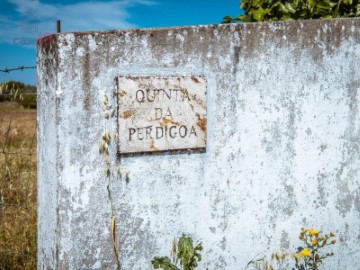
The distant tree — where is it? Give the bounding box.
[0,81,36,108]
[223,0,360,23]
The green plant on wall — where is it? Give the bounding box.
[246,228,336,270]
[292,228,336,270]
[223,0,360,23]
[152,235,205,270]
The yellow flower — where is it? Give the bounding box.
[311,240,318,246]
[300,248,311,257]
[307,228,319,236]
[331,240,336,245]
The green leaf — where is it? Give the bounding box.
[251,0,263,8]
[322,14,333,18]
[151,257,179,270]
[329,1,338,7]
[240,0,250,10]
[285,2,297,14]
[177,235,203,270]
[280,15,293,21]
[316,1,332,15]
[308,0,315,7]
[235,15,246,21]
[251,8,272,21]
[238,15,253,22]
[222,16,234,23]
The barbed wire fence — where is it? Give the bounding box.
[0,67,37,269]
[0,66,36,74]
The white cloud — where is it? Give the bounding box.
[0,0,155,47]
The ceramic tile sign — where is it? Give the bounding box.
[116,76,207,154]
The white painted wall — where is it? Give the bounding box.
[37,18,360,269]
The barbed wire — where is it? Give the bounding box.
[0,66,36,73]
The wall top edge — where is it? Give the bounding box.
[37,17,360,42]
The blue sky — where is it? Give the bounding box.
[0,0,242,86]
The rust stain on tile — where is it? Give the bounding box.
[150,139,158,151]
[196,113,207,132]
[118,90,126,97]
[192,76,200,83]
[121,110,132,119]
[160,117,181,127]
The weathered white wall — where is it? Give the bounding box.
[37,18,360,269]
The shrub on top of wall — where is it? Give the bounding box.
[223,0,360,23]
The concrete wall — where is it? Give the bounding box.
[37,18,360,269]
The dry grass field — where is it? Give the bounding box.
[0,101,37,269]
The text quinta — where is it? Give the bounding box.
[135,88,190,103]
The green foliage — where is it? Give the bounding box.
[151,235,204,270]
[19,94,37,109]
[152,257,180,270]
[223,0,360,23]
[0,81,36,108]
[177,235,203,270]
